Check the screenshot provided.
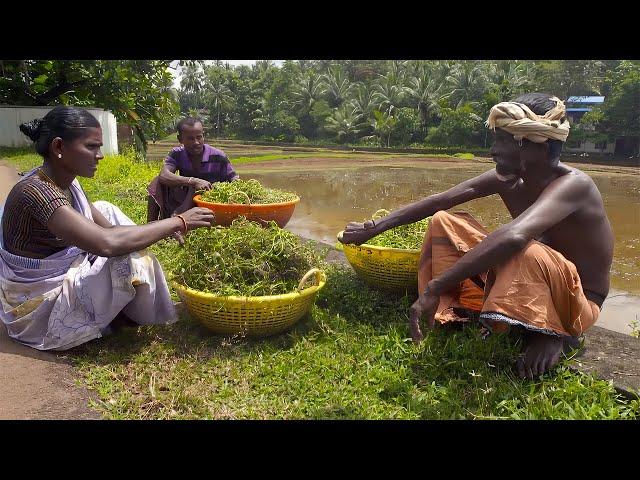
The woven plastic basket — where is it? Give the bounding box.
[193,193,300,228]
[173,268,326,337]
[337,210,427,292]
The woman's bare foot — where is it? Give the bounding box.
[110,311,138,331]
[516,330,564,379]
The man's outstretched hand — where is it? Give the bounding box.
[339,220,378,246]
[408,291,440,344]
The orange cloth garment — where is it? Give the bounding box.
[418,210,489,323]
[417,210,600,336]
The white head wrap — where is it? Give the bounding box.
[485,96,570,143]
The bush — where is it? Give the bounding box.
[425,104,484,147]
[389,108,422,146]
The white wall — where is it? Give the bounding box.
[565,141,615,154]
[0,106,119,155]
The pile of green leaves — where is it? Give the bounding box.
[199,179,298,205]
[365,216,431,250]
[171,217,324,297]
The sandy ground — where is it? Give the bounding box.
[0,326,101,419]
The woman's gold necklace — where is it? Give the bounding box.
[38,168,74,204]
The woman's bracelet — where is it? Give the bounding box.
[176,214,188,234]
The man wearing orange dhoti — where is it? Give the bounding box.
[339,93,614,379]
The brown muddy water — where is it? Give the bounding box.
[239,163,640,335]
[1,160,638,335]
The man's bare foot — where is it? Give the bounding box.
[516,330,564,379]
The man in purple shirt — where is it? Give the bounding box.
[147,117,239,223]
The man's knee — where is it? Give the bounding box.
[431,210,453,225]
[519,241,548,262]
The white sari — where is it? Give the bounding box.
[0,171,177,350]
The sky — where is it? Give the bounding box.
[170,60,285,89]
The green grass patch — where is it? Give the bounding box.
[161,132,178,142]
[70,266,640,419]
[2,147,638,419]
[0,147,43,173]
[454,153,475,160]
[231,153,359,164]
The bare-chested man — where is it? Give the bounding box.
[339,93,614,379]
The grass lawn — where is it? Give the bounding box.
[1,147,638,419]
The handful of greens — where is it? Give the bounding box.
[364,209,430,250]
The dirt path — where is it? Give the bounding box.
[0,327,101,419]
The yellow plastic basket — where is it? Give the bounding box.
[336,209,426,292]
[173,268,326,337]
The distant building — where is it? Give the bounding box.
[564,96,615,155]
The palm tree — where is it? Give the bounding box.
[297,60,314,72]
[372,72,406,116]
[253,60,275,76]
[386,60,409,83]
[324,104,367,143]
[205,79,234,137]
[180,63,203,96]
[291,71,326,113]
[322,66,353,108]
[348,82,376,119]
[404,69,445,133]
[313,60,333,73]
[445,61,489,108]
[488,60,531,101]
[433,60,455,84]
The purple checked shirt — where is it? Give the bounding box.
[165,144,238,183]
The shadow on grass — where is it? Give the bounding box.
[69,300,325,369]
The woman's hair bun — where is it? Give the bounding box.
[19,118,45,142]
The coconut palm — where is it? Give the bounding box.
[322,66,353,108]
[324,104,367,143]
[348,82,376,119]
[372,72,406,116]
[386,60,409,83]
[313,60,333,73]
[297,60,314,72]
[488,60,532,101]
[180,63,203,96]
[404,69,445,133]
[253,60,275,77]
[291,71,326,113]
[445,61,490,108]
[205,79,234,137]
